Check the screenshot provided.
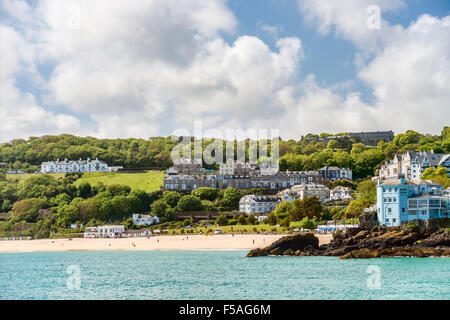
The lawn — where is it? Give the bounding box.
[163,224,292,235]
[7,173,66,181]
[74,171,165,193]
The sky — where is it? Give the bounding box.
[0,0,449,142]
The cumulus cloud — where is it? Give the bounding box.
[0,0,449,142]
[297,0,450,135]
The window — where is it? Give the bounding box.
[402,208,405,213]
[392,218,396,223]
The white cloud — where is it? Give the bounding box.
[297,0,450,135]
[0,23,81,141]
[298,0,405,51]
[0,0,449,142]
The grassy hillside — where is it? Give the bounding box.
[74,171,164,193]
[7,173,66,181]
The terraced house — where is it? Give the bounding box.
[379,151,450,181]
[41,158,121,173]
[164,169,324,191]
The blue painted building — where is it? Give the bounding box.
[376,177,449,226]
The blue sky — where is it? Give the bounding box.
[1,0,450,141]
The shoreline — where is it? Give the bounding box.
[0,234,333,253]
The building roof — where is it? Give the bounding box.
[42,158,107,165]
[319,166,341,171]
[240,195,280,203]
[332,186,351,191]
[379,178,442,186]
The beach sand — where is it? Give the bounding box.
[0,234,333,253]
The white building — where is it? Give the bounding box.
[132,213,160,226]
[83,225,125,238]
[239,195,281,214]
[330,186,352,201]
[41,158,122,173]
[379,151,450,181]
[278,183,330,203]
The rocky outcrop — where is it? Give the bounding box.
[358,212,378,229]
[247,233,319,257]
[340,247,450,259]
[247,226,450,259]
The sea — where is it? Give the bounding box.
[0,250,449,300]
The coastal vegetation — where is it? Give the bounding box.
[1,127,449,179]
[0,127,448,239]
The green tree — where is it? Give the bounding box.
[298,217,316,230]
[10,198,45,222]
[237,215,246,225]
[267,213,277,226]
[216,214,227,226]
[247,214,256,225]
[77,181,92,198]
[56,204,79,227]
[344,200,364,218]
[163,191,182,208]
[356,179,376,206]
[176,195,203,212]
[191,187,218,200]
[182,219,191,227]
[280,216,290,227]
[106,184,131,196]
[289,196,322,221]
[222,188,241,210]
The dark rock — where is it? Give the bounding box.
[345,227,366,237]
[418,230,450,247]
[246,248,268,257]
[340,248,381,259]
[247,233,319,257]
[359,212,378,229]
[410,219,441,234]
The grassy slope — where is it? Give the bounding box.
[6,173,66,181]
[74,171,164,193]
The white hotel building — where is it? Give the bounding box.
[41,158,122,173]
[239,195,281,214]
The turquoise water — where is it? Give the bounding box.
[0,250,449,300]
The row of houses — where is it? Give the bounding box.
[164,159,353,191]
[164,170,326,191]
[239,184,352,214]
[378,151,450,181]
[41,158,123,173]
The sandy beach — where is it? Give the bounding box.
[0,234,333,253]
